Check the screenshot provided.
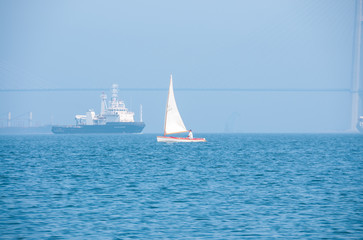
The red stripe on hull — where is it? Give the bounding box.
[157,136,206,142]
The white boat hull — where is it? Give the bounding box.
[157,136,206,143]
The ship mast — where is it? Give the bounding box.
[100,92,107,115]
[111,84,118,109]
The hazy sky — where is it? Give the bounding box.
[0,0,359,133]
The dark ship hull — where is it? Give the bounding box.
[52,122,145,134]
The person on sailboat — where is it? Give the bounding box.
[188,129,193,139]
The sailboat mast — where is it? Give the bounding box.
[163,74,172,136]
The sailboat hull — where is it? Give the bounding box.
[157,136,206,143]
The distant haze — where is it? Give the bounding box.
[0,0,359,133]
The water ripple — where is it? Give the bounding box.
[0,134,362,239]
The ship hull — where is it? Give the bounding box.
[52,122,145,134]
[157,136,206,142]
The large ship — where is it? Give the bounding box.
[52,84,145,134]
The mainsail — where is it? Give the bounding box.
[164,75,188,135]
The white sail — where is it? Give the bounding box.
[164,75,188,135]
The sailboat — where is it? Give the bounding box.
[156,75,206,143]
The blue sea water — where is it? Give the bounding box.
[0,134,362,239]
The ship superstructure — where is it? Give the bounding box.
[52,84,145,134]
[75,84,135,126]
